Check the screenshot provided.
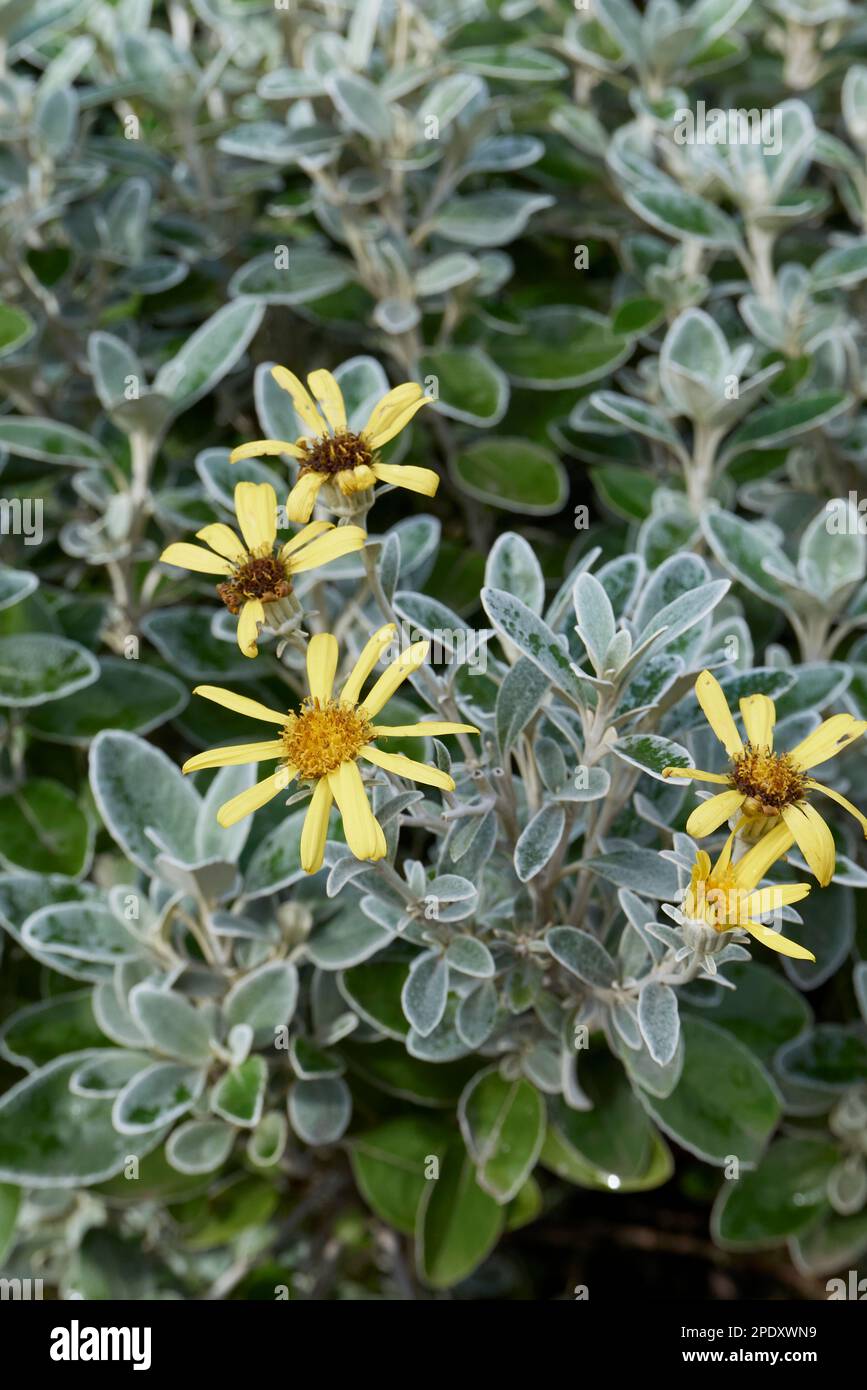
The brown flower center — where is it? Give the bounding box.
[217,553,290,614]
[282,698,373,779]
[730,746,806,812]
[299,430,373,478]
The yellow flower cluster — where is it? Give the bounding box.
[663,669,867,961]
[158,367,476,871]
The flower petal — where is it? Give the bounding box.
[285,525,366,574]
[280,520,333,559]
[286,471,326,523]
[230,438,303,462]
[363,383,430,449]
[307,369,346,433]
[695,669,743,758]
[806,779,867,835]
[235,481,277,552]
[741,883,811,917]
[328,760,380,860]
[781,802,836,886]
[237,599,264,658]
[685,789,746,837]
[371,721,478,737]
[300,777,333,874]
[340,623,396,705]
[730,820,795,889]
[271,365,327,437]
[160,543,231,576]
[372,462,440,496]
[307,632,338,703]
[183,740,285,773]
[788,714,867,771]
[358,640,429,718]
[193,685,289,725]
[195,523,246,563]
[662,766,732,784]
[360,744,455,791]
[740,921,815,962]
[740,693,775,750]
[217,766,296,828]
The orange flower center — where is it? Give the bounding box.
[299,430,373,478]
[730,746,806,813]
[282,698,373,779]
[217,552,290,613]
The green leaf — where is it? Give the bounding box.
[224,961,298,1043]
[458,1067,545,1203]
[0,303,35,358]
[612,733,693,781]
[26,657,187,744]
[515,804,566,882]
[351,1116,450,1234]
[776,1025,867,1092]
[416,1138,504,1288]
[0,417,108,466]
[725,393,849,455]
[326,71,393,141]
[141,606,258,681]
[431,191,554,248]
[288,1077,351,1144]
[229,245,352,304]
[481,586,588,704]
[546,926,617,987]
[713,1137,838,1249]
[456,44,568,81]
[166,1120,234,1175]
[699,961,811,1062]
[546,1048,669,1185]
[640,1016,781,1167]
[341,959,409,1039]
[701,508,788,606]
[211,1056,267,1128]
[113,1062,205,1135]
[0,633,99,707]
[0,566,37,613]
[491,306,632,388]
[153,300,265,412]
[420,347,508,426]
[590,464,657,521]
[130,986,212,1066]
[0,1052,164,1186]
[90,730,200,874]
[485,532,545,613]
[0,778,91,876]
[0,991,105,1071]
[625,183,742,248]
[242,807,310,897]
[453,438,567,514]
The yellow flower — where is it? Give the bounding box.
[681,822,815,960]
[663,669,867,886]
[229,367,438,522]
[160,481,366,658]
[182,624,477,873]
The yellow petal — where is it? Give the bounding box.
[285,525,366,575]
[307,632,338,703]
[694,850,712,879]
[695,669,743,758]
[230,438,303,462]
[280,520,334,559]
[360,744,455,791]
[307,369,347,433]
[193,685,289,725]
[364,383,431,449]
[300,777,333,874]
[730,820,795,889]
[372,462,440,496]
[339,463,377,494]
[662,766,732,784]
[340,623,396,705]
[781,802,836,886]
[286,471,326,523]
[271,365,327,437]
[358,640,429,718]
[806,779,867,836]
[183,740,285,773]
[685,789,746,837]
[740,921,815,962]
[217,766,296,828]
[371,721,478,737]
[160,542,231,576]
[235,481,276,552]
[237,599,264,658]
[372,815,387,860]
[195,523,246,563]
[740,693,775,750]
[788,714,867,771]
[741,882,811,917]
[328,760,379,860]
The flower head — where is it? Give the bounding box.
[230,367,438,522]
[183,624,477,873]
[663,669,867,885]
[677,822,815,961]
[160,481,365,657]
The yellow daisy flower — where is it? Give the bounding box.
[182,624,478,873]
[160,481,366,658]
[229,367,439,522]
[681,821,815,961]
[663,669,867,886]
